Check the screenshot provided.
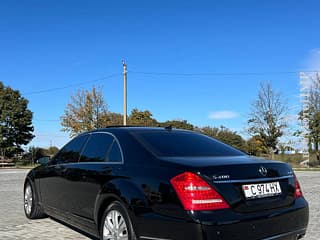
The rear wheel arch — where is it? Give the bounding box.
[95,192,141,238]
[95,180,148,223]
[96,194,120,231]
[99,200,137,240]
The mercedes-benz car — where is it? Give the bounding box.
[24,127,309,240]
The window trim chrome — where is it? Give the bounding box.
[140,237,172,240]
[78,131,125,164]
[213,175,293,184]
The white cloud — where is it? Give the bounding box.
[208,111,239,120]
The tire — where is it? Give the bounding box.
[100,201,137,240]
[24,182,46,219]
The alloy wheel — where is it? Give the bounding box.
[103,210,128,240]
[24,184,33,215]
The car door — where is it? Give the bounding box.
[65,132,123,221]
[39,134,88,212]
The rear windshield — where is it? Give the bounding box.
[131,130,245,157]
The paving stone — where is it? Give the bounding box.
[0,169,89,240]
[0,169,318,239]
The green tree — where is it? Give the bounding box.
[218,127,246,151]
[45,146,59,156]
[248,82,288,159]
[303,74,320,163]
[0,82,34,158]
[128,108,158,126]
[105,112,123,126]
[199,126,246,151]
[310,112,320,162]
[61,86,108,136]
[27,146,46,162]
[22,146,46,165]
[246,136,267,156]
[160,120,194,130]
[21,146,59,165]
[199,126,219,137]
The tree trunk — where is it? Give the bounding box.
[269,147,275,160]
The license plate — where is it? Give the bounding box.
[242,181,281,199]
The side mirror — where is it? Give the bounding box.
[37,156,50,165]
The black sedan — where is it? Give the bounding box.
[24,127,309,240]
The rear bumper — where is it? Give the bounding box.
[136,198,309,240]
[199,198,308,240]
[262,229,306,240]
[201,206,308,240]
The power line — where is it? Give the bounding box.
[20,70,320,96]
[23,73,121,96]
[129,70,320,77]
[33,119,60,122]
[34,134,67,138]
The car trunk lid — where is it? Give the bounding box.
[160,156,295,212]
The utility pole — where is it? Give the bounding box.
[122,60,127,126]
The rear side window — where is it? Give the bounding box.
[132,130,244,157]
[80,133,114,162]
[107,140,122,163]
[52,134,88,164]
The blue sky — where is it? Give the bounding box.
[1,0,320,148]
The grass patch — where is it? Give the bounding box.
[258,153,320,171]
[15,165,37,169]
[293,168,320,171]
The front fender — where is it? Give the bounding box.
[24,169,42,206]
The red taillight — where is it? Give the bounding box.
[170,172,230,211]
[294,174,303,198]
